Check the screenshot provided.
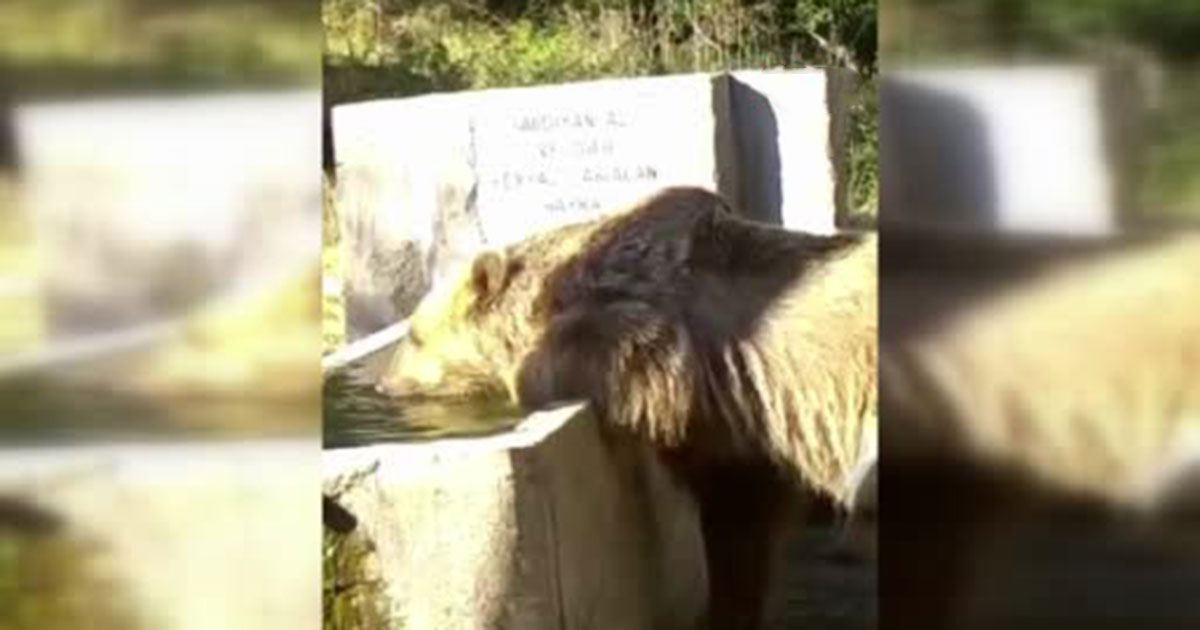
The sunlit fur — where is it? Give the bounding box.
[516,211,877,507]
[883,232,1200,516]
[382,187,878,507]
[379,218,601,399]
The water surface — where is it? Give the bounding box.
[322,364,521,449]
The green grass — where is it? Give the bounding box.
[323,526,390,630]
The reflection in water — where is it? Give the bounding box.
[322,364,521,449]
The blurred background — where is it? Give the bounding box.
[1,1,321,628]
[881,0,1200,228]
[879,1,1200,628]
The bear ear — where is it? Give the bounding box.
[471,250,507,300]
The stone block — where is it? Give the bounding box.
[724,69,853,232]
[323,404,707,630]
[881,66,1118,235]
[332,70,848,341]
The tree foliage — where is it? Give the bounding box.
[885,0,1200,61]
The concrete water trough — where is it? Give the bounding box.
[322,325,709,630]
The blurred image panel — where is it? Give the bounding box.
[879,1,1200,628]
[0,1,322,629]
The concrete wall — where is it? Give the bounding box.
[323,404,707,630]
[881,65,1128,236]
[331,70,850,341]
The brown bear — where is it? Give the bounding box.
[380,186,878,628]
[881,231,1200,629]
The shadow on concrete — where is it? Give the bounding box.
[721,76,783,226]
[880,78,997,231]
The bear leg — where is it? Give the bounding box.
[683,461,789,630]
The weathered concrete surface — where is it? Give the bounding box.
[0,439,320,630]
[724,69,853,233]
[332,74,725,341]
[323,404,707,630]
[331,71,849,341]
[881,66,1121,235]
[331,93,471,341]
[468,76,724,247]
[14,91,321,337]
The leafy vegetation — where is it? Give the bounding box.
[325,0,877,88]
[0,526,140,630]
[323,526,390,630]
[0,0,319,96]
[323,173,346,351]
